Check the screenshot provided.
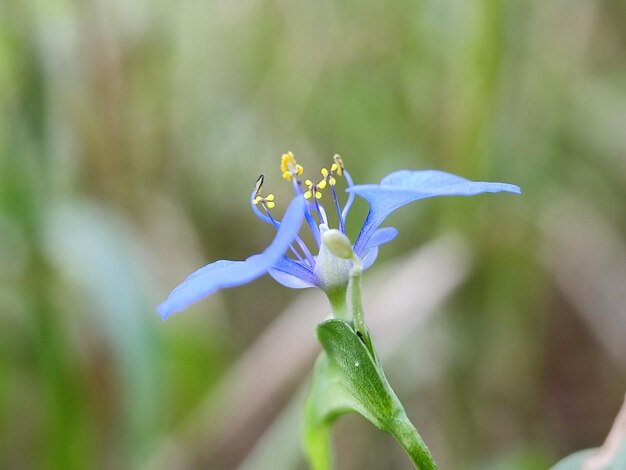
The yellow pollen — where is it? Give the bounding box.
[253,193,276,209]
[320,167,336,186]
[280,152,294,173]
[304,180,322,200]
[280,151,304,180]
[332,154,344,176]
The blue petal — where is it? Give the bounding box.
[157,196,306,319]
[361,227,398,254]
[268,256,317,289]
[348,170,521,254]
[361,247,379,271]
[347,227,398,270]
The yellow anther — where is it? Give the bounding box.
[264,194,276,208]
[304,180,322,200]
[280,151,304,181]
[254,192,276,209]
[280,152,294,173]
[332,154,344,176]
[320,167,336,187]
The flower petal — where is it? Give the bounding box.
[348,170,520,254]
[268,256,317,289]
[361,227,398,253]
[361,247,379,271]
[157,195,306,319]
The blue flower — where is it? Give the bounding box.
[157,153,521,319]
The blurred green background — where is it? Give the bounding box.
[1,0,625,469]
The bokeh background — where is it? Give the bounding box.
[1,0,625,469]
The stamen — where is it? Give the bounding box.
[253,193,275,209]
[279,151,321,247]
[260,206,296,257]
[264,194,275,208]
[253,175,275,215]
[318,203,329,226]
[310,198,326,225]
[254,174,265,196]
[333,154,344,176]
[304,179,327,224]
[281,151,303,181]
[320,167,336,187]
[250,178,314,266]
[263,208,308,263]
[304,180,323,200]
[251,186,274,225]
[325,156,346,233]
[331,184,345,233]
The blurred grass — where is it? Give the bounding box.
[1,0,625,469]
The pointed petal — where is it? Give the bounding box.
[361,227,398,253]
[157,196,306,319]
[268,256,317,289]
[349,227,398,270]
[348,170,521,254]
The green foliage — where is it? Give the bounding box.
[305,319,436,470]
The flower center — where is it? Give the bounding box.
[250,152,357,277]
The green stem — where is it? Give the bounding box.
[387,413,438,470]
[326,287,348,321]
[304,419,333,470]
[349,256,368,344]
[319,251,438,470]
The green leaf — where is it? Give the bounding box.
[303,319,437,470]
[316,319,397,427]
